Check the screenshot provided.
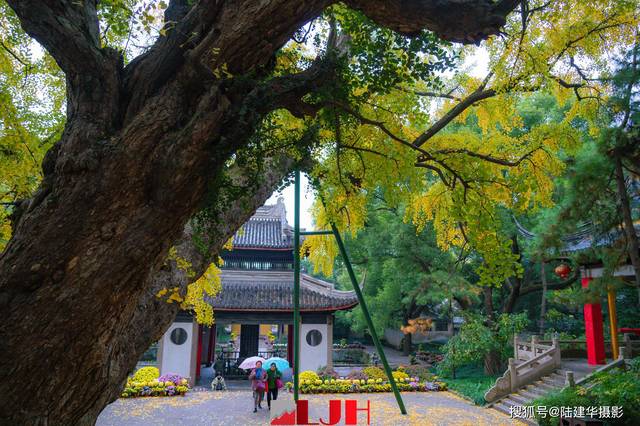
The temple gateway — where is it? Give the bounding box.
[156,198,359,384]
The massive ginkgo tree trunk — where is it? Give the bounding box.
[0,1,518,424]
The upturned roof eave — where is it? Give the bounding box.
[211,301,359,313]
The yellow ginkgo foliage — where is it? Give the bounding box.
[182,262,223,326]
[303,0,637,287]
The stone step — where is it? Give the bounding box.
[509,392,533,405]
[549,372,567,382]
[492,401,514,416]
[523,385,548,397]
[517,389,541,401]
[532,380,556,392]
[503,396,528,408]
[528,384,553,396]
[541,376,564,387]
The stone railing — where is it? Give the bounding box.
[485,336,561,403]
[483,367,512,403]
[538,334,640,358]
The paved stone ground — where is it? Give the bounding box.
[97,390,526,426]
[363,345,411,367]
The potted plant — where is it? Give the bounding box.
[228,332,237,349]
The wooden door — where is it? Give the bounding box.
[239,324,259,358]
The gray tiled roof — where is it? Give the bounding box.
[232,198,294,249]
[233,219,293,249]
[563,223,640,253]
[207,270,358,312]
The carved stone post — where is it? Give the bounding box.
[509,358,517,391]
[623,333,632,357]
[552,336,561,367]
[565,371,575,387]
[619,345,631,360]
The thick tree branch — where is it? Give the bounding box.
[346,0,520,43]
[424,147,541,167]
[502,235,522,314]
[413,88,496,148]
[123,0,331,122]
[518,271,579,298]
[6,0,104,77]
[0,40,28,67]
[121,0,223,121]
[395,85,462,101]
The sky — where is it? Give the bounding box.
[266,48,490,231]
[266,173,316,230]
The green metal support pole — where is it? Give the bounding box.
[330,224,408,415]
[293,170,301,402]
[300,230,334,236]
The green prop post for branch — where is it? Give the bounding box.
[300,230,333,236]
[293,170,301,402]
[330,223,407,415]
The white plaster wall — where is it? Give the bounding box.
[299,323,328,372]
[159,322,194,379]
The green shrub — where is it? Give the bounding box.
[132,366,159,382]
[438,312,528,377]
[532,388,591,426]
[362,367,386,380]
[532,360,640,425]
[589,368,640,423]
[627,357,640,374]
[436,363,496,405]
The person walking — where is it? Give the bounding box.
[266,362,282,410]
[249,361,266,413]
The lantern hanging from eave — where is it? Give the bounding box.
[554,263,571,279]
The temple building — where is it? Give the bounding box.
[563,223,640,365]
[515,216,640,366]
[156,198,358,383]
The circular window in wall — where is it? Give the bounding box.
[306,329,322,347]
[170,327,188,345]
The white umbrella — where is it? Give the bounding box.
[238,356,265,370]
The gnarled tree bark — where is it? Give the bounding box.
[0,1,518,424]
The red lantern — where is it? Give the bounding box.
[554,263,571,279]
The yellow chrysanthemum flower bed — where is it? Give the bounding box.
[295,368,446,394]
[121,367,190,398]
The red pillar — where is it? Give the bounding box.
[582,276,606,365]
[196,324,203,378]
[287,324,294,367]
